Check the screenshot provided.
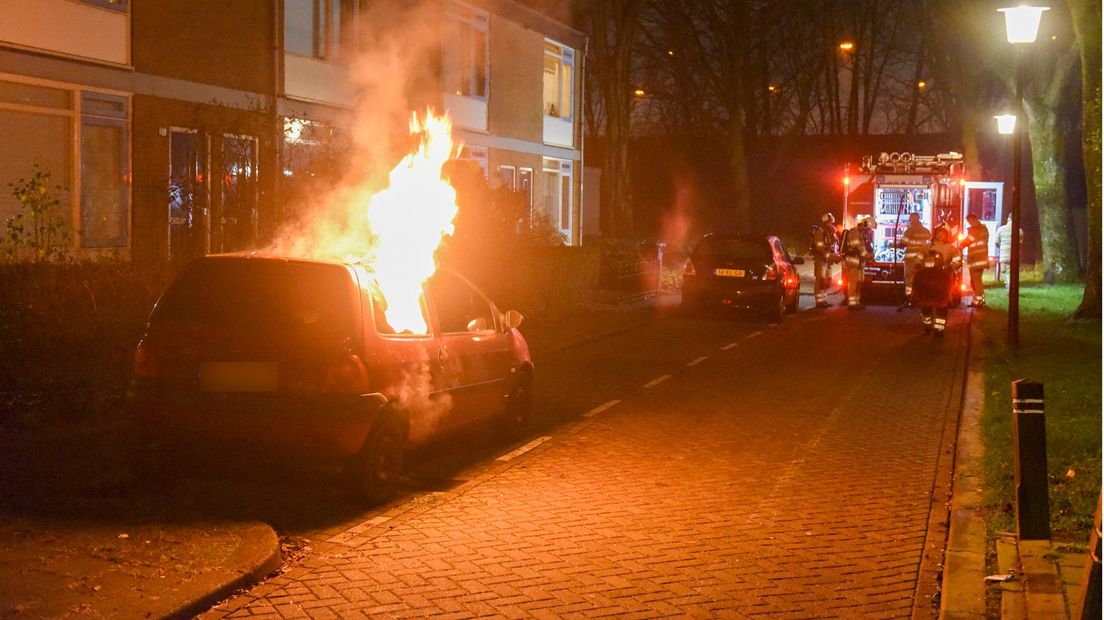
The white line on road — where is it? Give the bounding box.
[643,375,672,389]
[746,331,762,338]
[721,341,740,350]
[686,356,709,367]
[496,436,553,462]
[583,399,621,418]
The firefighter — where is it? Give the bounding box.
[895,212,931,305]
[810,212,838,308]
[841,216,874,310]
[912,226,962,336]
[962,213,990,307]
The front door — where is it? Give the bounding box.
[168,129,209,262]
[217,134,259,253]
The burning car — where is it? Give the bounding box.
[127,254,532,503]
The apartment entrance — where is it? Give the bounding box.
[168,128,209,262]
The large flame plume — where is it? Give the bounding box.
[268,110,460,334]
[366,111,459,333]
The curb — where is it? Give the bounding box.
[165,523,283,619]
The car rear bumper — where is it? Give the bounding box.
[684,279,782,309]
[126,380,389,460]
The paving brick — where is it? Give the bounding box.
[214,308,964,618]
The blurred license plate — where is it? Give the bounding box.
[714,268,745,278]
[199,362,278,393]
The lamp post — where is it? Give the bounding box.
[997,5,1047,348]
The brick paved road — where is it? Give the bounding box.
[210,304,968,618]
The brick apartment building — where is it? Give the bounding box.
[0,0,587,263]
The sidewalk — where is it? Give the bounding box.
[0,293,676,619]
[940,308,1093,619]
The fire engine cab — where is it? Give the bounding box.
[842,151,968,302]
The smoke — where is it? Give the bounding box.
[266,0,452,260]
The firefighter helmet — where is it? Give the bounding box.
[821,212,835,224]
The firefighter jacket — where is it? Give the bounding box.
[841,226,873,268]
[899,222,932,264]
[963,222,990,270]
[810,224,837,262]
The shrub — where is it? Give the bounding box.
[3,165,71,264]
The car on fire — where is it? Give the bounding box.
[126,254,532,503]
[681,233,804,321]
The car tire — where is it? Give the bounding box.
[786,291,799,314]
[497,372,533,440]
[346,412,406,505]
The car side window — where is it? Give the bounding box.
[775,239,793,263]
[428,272,496,334]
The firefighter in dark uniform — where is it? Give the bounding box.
[810,212,838,308]
[963,213,990,307]
[913,227,962,336]
[895,212,931,304]
[841,216,874,310]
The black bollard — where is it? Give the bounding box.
[1012,379,1049,540]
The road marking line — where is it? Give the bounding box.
[721,341,740,350]
[496,436,552,462]
[584,399,621,418]
[686,356,709,367]
[643,375,671,389]
[746,331,762,338]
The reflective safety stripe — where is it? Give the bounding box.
[922,315,932,325]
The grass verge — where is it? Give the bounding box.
[976,283,1101,541]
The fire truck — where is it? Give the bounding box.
[842,151,969,303]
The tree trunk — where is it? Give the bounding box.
[1024,102,1081,282]
[1068,0,1101,317]
[728,111,752,234]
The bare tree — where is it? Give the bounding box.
[582,0,645,238]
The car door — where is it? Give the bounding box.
[424,271,509,428]
[771,238,800,304]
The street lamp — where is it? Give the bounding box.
[994,114,1017,135]
[998,5,1047,348]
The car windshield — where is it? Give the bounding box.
[153,259,357,343]
[694,237,771,261]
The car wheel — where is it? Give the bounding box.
[786,291,799,314]
[346,413,406,505]
[497,372,533,440]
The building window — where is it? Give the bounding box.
[219,134,259,252]
[0,78,131,253]
[543,41,574,119]
[80,92,128,248]
[443,3,488,99]
[284,0,351,60]
[518,168,533,210]
[542,158,572,234]
[458,146,488,179]
[496,165,516,190]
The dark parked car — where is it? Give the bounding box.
[127,254,532,503]
[681,233,804,321]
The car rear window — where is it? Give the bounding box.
[694,238,771,261]
[153,259,357,342]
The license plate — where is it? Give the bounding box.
[199,362,279,393]
[714,268,745,278]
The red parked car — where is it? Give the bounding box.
[127,254,532,503]
[681,233,804,321]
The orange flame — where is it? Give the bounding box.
[269,110,460,335]
[367,111,459,333]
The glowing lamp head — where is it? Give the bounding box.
[633,88,646,98]
[838,41,854,51]
[998,6,1049,44]
[994,114,1017,135]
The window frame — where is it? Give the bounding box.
[543,40,575,121]
[443,2,490,101]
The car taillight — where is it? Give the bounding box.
[837,277,844,286]
[133,340,156,378]
[961,283,968,291]
[762,265,778,281]
[323,353,370,395]
[684,260,696,277]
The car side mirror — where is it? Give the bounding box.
[791,256,805,265]
[466,317,489,332]
[501,309,524,330]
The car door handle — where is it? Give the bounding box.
[437,347,449,366]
